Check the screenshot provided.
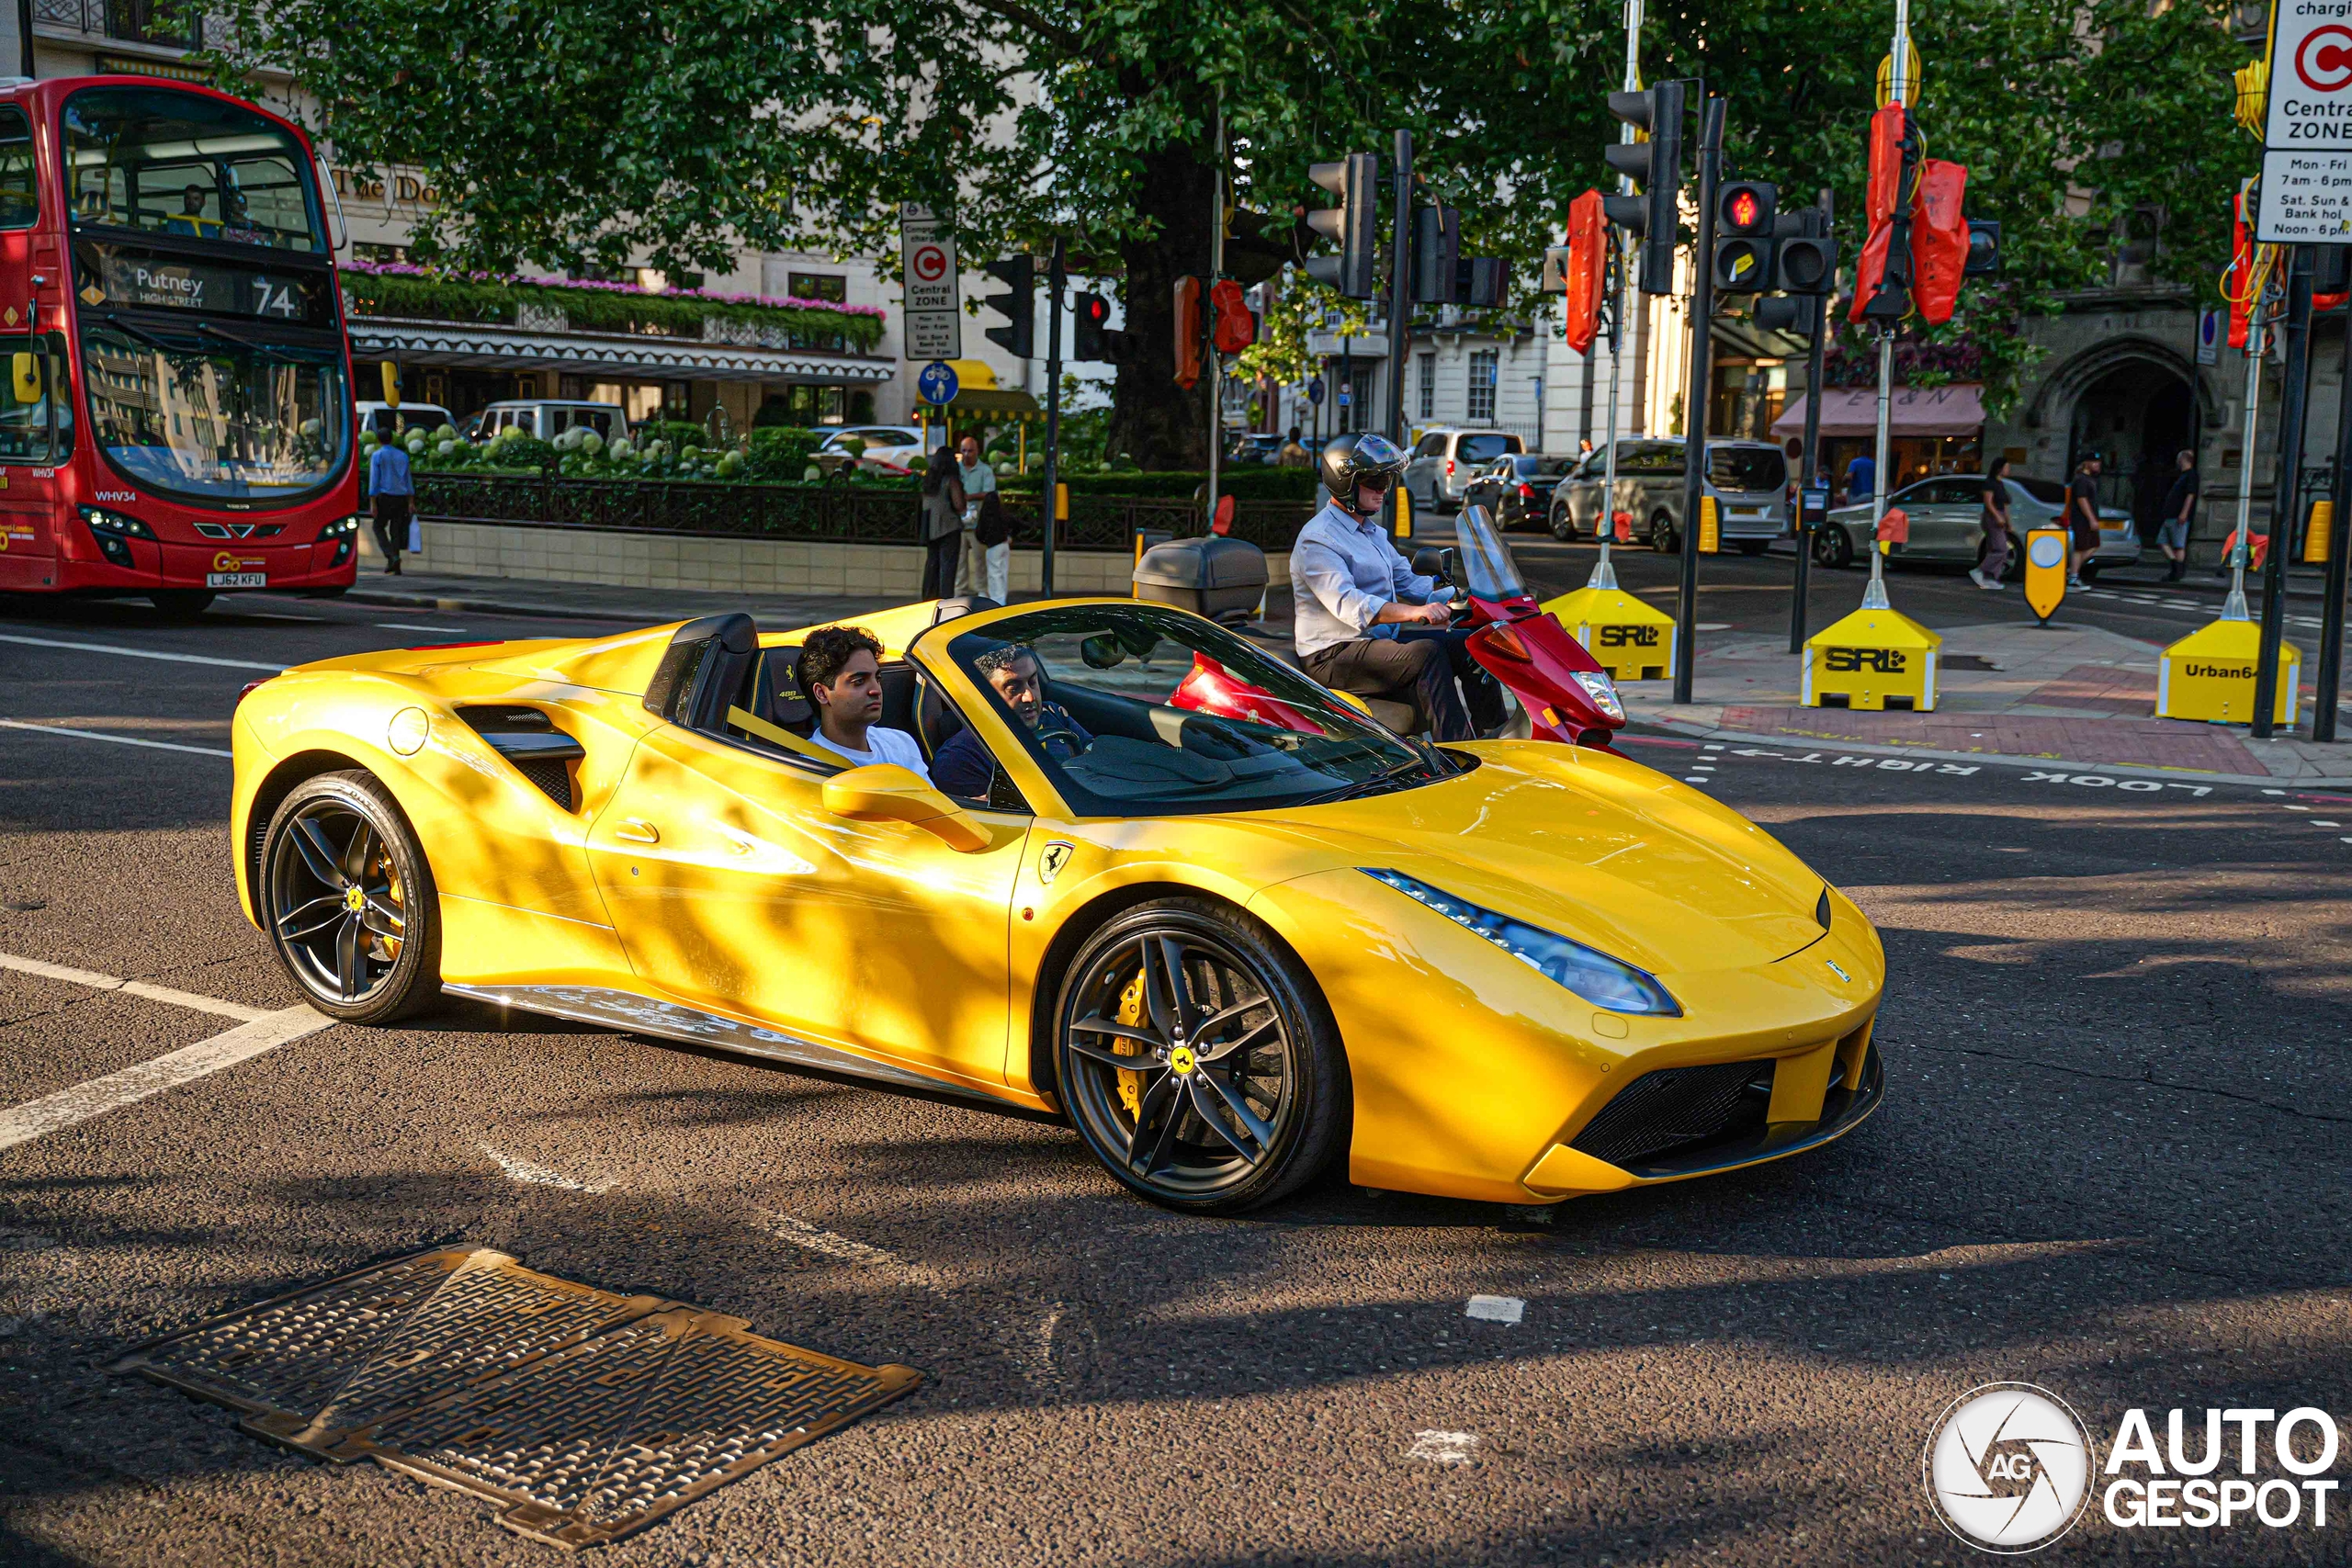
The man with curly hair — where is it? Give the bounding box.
[799,626,931,781]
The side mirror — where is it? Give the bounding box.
[820,763,991,852]
[1410,546,1454,582]
[1080,634,1125,670]
[1331,691,1375,717]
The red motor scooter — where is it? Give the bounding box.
[1407,503,1626,748]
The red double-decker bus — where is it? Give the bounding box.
[0,76,358,615]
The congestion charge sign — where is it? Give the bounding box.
[2258,6,2352,239]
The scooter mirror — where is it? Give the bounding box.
[1411,546,1454,583]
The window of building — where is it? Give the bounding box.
[351,241,409,265]
[1467,350,1498,423]
[1417,353,1435,421]
[787,272,847,302]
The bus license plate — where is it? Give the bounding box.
[206,571,267,589]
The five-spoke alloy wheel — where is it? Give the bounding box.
[1055,899,1347,1213]
[263,771,442,1022]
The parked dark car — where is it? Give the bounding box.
[1460,454,1575,532]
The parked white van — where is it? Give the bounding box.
[470,400,628,444]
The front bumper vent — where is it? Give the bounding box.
[1568,1060,1770,1168]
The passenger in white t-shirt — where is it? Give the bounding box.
[800,625,933,782]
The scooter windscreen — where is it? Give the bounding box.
[1453,506,1532,603]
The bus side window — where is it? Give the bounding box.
[0,110,31,229]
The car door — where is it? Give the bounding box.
[1887,479,1954,557]
[584,715,1033,1095]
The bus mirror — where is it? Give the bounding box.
[11,353,40,405]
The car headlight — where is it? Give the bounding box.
[1571,671,1623,722]
[1362,868,1680,1016]
[79,505,155,538]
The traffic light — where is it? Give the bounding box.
[1304,152,1379,299]
[1775,208,1838,296]
[1965,219,2001,276]
[1413,203,1461,304]
[1459,257,1510,308]
[1071,291,1121,362]
[1711,180,1778,292]
[979,255,1034,357]
[1209,277,1256,353]
[1602,82,1685,296]
[1752,296,1818,335]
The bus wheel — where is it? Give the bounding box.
[149,591,216,620]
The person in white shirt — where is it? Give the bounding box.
[800,626,933,781]
[954,434,1000,597]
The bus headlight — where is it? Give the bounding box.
[318,515,360,540]
[80,505,156,539]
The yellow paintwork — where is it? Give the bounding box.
[232,597,1888,1203]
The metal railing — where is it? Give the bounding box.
[32,0,201,47]
[415,474,1317,555]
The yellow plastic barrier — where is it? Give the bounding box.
[2022,525,2068,624]
[1543,585,1677,682]
[1699,496,1719,554]
[2156,618,2301,726]
[2306,500,2333,566]
[1803,606,1942,712]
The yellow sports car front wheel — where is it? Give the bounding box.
[261,771,444,1023]
[1053,897,1351,1213]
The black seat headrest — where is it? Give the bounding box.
[762,647,813,731]
[916,674,967,756]
[644,613,758,727]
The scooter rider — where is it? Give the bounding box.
[1292,432,1503,741]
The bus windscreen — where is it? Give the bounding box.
[63,86,322,254]
[82,324,346,503]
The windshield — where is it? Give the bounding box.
[1707,446,1787,493]
[1457,434,1521,465]
[1517,456,1574,478]
[1453,506,1530,599]
[940,604,1446,818]
[64,86,322,253]
[82,322,347,504]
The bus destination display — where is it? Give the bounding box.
[77,249,328,325]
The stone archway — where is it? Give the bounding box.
[2020,334,2222,434]
[2020,334,2211,534]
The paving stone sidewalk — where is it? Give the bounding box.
[1620,619,2352,786]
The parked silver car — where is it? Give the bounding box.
[1815,474,2143,580]
[1403,427,1523,513]
[1551,438,1789,554]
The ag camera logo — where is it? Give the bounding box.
[1923,1382,2095,1553]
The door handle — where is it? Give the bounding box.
[615,818,660,844]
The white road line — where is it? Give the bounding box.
[0,1005,329,1153]
[375,622,467,634]
[1465,1294,1525,1325]
[1407,1430,1480,1466]
[0,951,268,1021]
[481,1144,609,1192]
[0,717,232,758]
[0,632,282,671]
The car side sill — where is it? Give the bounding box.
[441,982,1026,1109]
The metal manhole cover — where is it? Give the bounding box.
[111,1247,922,1548]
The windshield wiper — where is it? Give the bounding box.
[99,311,207,352]
[1303,754,1433,807]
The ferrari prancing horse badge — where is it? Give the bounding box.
[1038,841,1072,884]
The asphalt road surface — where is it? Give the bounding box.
[1,587,2347,1566]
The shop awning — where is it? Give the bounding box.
[346,315,897,386]
[1770,383,1984,439]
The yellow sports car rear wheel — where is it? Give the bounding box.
[263,771,443,1023]
[1055,898,1348,1213]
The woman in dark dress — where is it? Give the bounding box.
[1972,456,2013,590]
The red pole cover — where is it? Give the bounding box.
[2227,190,2253,349]
[1847,103,1910,325]
[1563,189,1606,355]
[1172,276,1204,389]
[1911,159,1970,325]
[1209,278,1256,354]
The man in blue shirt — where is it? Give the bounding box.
[1290,433,1495,741]
[1844,451,1875,507]
[932,643,1091,800]
[367,432,414,576]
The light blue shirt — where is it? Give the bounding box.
[368,443,413,498]
[1290,500,1443,659]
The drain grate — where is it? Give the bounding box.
[111,1247,921,1548]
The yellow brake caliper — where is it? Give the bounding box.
[1115,970,1146,1117]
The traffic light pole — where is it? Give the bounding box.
[1673,92,1724,705]
[2254,245,2313,740]
[1862,0,1917,615]
[1789,199,1829,655]
[1207,99,1224,525]
[2322,298,2352,741]
[1589,0,1644,594]
[1386,130,1413,449]
[1042,237,1064,596]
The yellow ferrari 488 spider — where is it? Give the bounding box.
[231,595,1883,1213]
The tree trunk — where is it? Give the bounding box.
[1109,145,1218,470]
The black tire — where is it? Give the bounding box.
[1549,504,1577,542]
[1649,512,1678,553]
[1813,525,1855,569]
[1736,539,1770,557]
[261,771,443,1023]
[149,590,215,619]
[1053,897,1349,1214]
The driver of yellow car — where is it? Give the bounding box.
[933,643,1091,798]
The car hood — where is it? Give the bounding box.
[1242,743,1828,976]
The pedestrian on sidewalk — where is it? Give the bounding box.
[920,446,967,599]
[2065,453,2103,586]
[2158,449,2197,581]
[368,435,413,576]
[1277,426,1311,468]
[1843,450,1874,509]
[1971,457,2013,590]
[954,434,997,596]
